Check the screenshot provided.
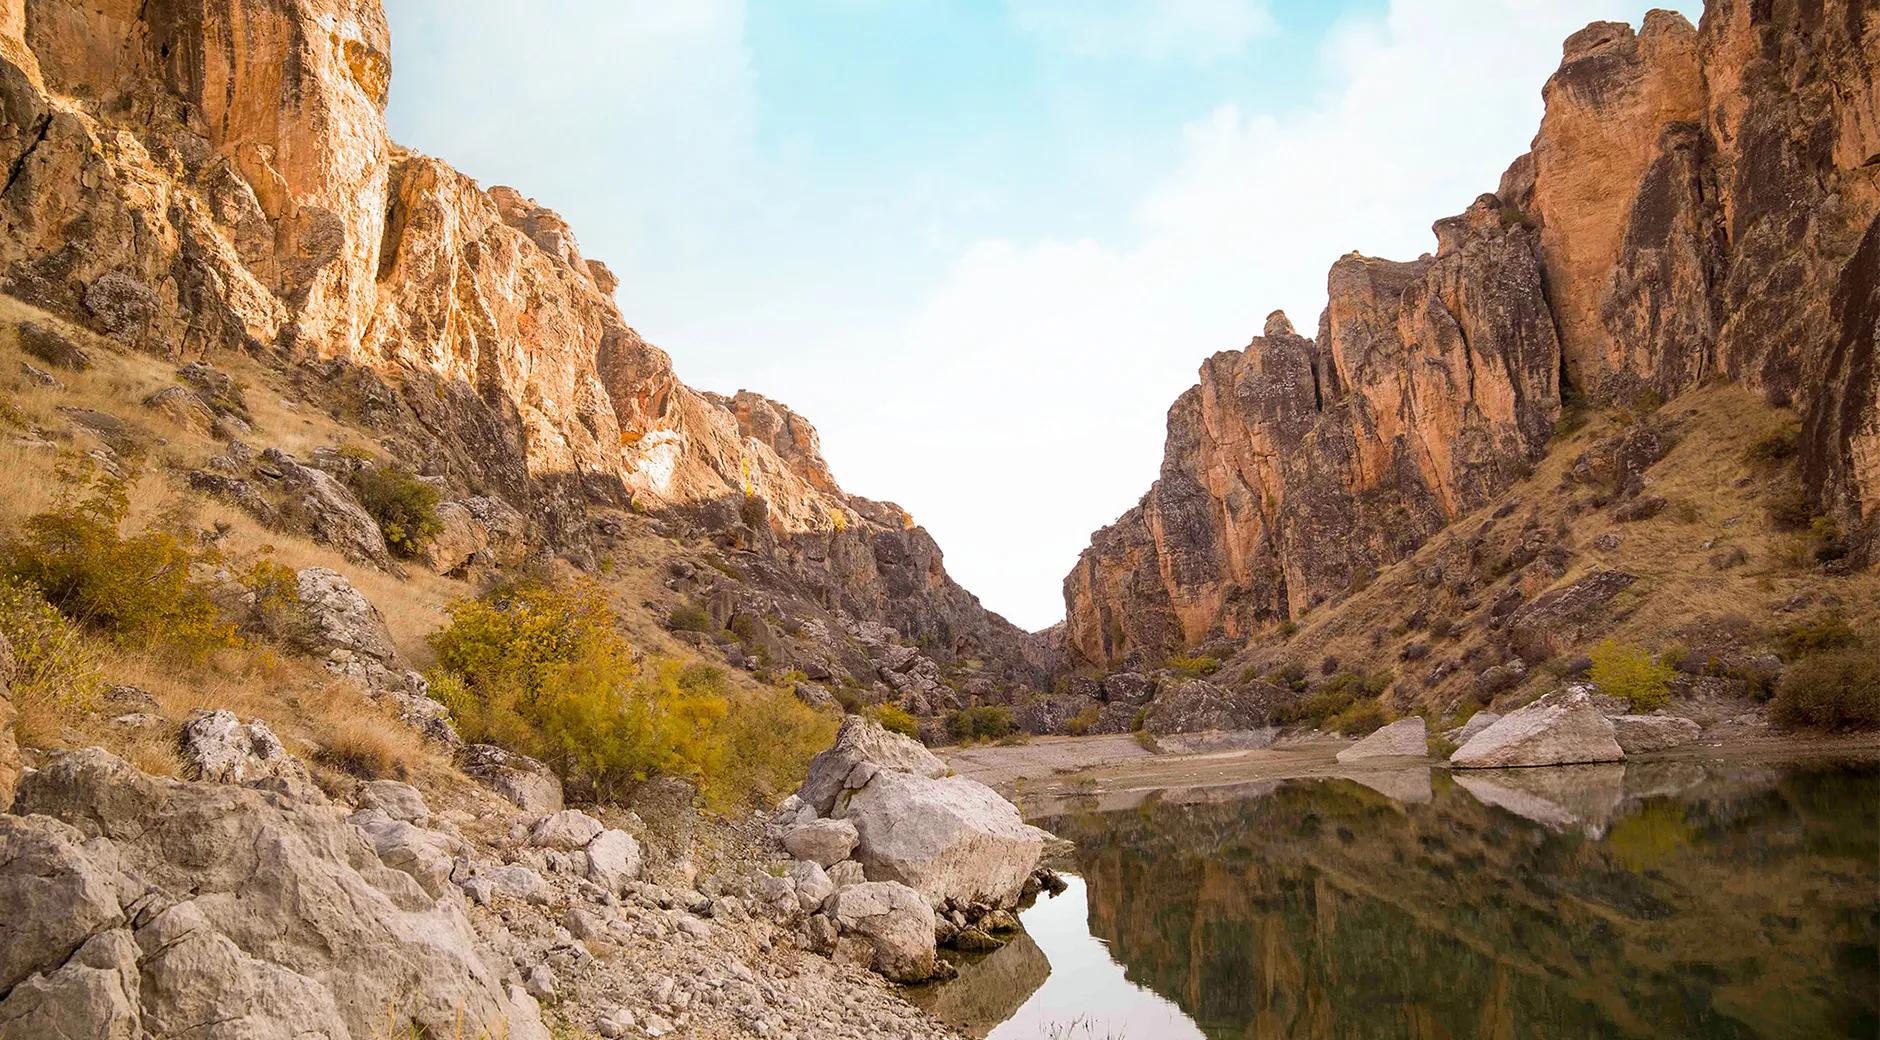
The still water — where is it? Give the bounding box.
[922,757,1879,1040]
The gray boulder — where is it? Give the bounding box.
[1335,717,1427,762]
[1610,714,1701,754]
[178,710,314,794]
[584,830,643,891]
[529,809,604,851]
[781,817,859,867]
[841,768,1049,908]
[1450,688,1624,768]
[1453,712,1502,744]
[827,881,938,982]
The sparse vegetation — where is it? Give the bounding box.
[1769,647,1880,730]
[1742,424,1799,464]
[0,577,104,745]
[1778,613,1860,659]
[1273,670,1391,729]
[946,705,1016,744]
[428,578,829,807]
[1588,640,1675,711]
[667,601,716,633]
[1,467,235,659]
[348,464,445,559]
[1164,654,1220,679]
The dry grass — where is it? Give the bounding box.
[1232,383,1880,713]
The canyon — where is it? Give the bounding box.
[1063,3,1878,670]
[0,1,1877,1036]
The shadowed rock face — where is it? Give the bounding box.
[0,0,1035,675]
[1065,2,1878,667]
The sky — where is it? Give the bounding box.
[384,0,1701,632]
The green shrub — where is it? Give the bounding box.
[1770,648,1880,730]
[866,703,920,738]
[347,465,444,558]
[1,474,234,658]
[1588,640,1675,711]
[946,705,1015,744]
[1165,655,1220,679]
[667,601,716,633]
[1777,613,1860,659]
[1328,698,1388,736]
[1065,702,1102,737]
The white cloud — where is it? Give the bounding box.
[1007,0,1275,62]
[803,0,1701,630]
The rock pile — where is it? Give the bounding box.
[764,716,1055,982]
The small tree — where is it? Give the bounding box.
[1588,640,1675,711]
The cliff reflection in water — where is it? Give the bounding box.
[1018,758,1877,1040]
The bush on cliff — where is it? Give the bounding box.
[1770,648,1880,730]
[946,705,1015,744]
[347,464,444,559]
[0,577,103,745]
[428,579,830,806]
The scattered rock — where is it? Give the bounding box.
[457,744,564,814]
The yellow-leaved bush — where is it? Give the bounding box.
[428,579,834,808]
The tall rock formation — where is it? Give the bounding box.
[0,0,1034,675]
[1065,1,1878,668]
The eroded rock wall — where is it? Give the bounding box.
[1065,1,1879,667]
[0,0,1034,671]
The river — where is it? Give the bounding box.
[921,754,1879,1039]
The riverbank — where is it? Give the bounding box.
[948,728,1880,819]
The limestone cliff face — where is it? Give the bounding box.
[1066,198,1560,666]
[1065,0,1879,667]
[0,0,1031,671]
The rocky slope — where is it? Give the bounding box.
[1063,2,1878,671]
[0,0,1040,698]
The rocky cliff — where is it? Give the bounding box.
[1065,2,1879,668]
[0,0,1036,682]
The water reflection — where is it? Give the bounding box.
[955,757,1879,1039]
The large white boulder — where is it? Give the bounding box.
[798,715,947,816]
[529,810,604,851]
[1450,688,1624,768]
[584,829,643,891]
[827,881,938,982]
[840,769,1049,908]
[1335,717,1427,762]
[797,716,1049,912]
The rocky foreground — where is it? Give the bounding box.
[0,702,1057,1039]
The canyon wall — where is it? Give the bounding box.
[1064,2,1879,668]
[0,0,1034,673]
